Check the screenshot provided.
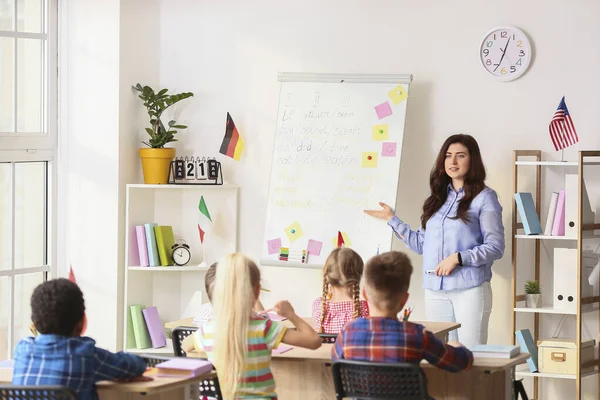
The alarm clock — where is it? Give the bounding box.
[479,26,532,81]
[171,240,191,266]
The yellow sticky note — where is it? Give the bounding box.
[284,221,304,243]
[388,84,408,105]
[372,124,389,141]
[331,232,352,247]
[361,152,378,168]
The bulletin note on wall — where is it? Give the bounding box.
[261,73,412,268]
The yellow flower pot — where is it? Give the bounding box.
[139,148,176,184]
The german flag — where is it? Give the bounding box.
[219,112,244,161]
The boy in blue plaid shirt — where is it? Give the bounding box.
[12,278,146,400]
[332,251,473,372]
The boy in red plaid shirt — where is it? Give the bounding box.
[332,251,473,373]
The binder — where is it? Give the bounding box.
[130,305,152,349]
[543,192,559,236]
[142,306,167,348]
[565,174,595,238]
[135,225,149,267]
[514,193,542,235]
[551,190,565,236]
[515,329,538,372]
[154,226,175,266]
[553,248,577,311]
[144,223,160,267]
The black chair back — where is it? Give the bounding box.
[332,360,431,400]
[138,354,173,367]
[0,385,76,400]
[319,333,338,344]
[170,325,222,399]
[172,326,198,357]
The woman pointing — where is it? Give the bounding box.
[365,134,505,347]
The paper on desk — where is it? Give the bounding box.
[273,344,293,354]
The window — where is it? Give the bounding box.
[0,0,57,359]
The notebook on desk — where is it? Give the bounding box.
[155,358,213,378]
[471,344,521,359]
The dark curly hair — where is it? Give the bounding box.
[31,278,86,336]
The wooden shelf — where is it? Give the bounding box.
[514,234,576,240]
[514,306,577,315]
[515,365,598,380]
[515,161,600,166]
[127,183,237,190]
[127,266,208,272]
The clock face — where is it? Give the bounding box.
[172,246,191,266]
[479,26,531,81]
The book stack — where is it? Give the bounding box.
[135,224,176,266]
[155,358,213,378]
[127,305,167,350]
[470,344,521,359]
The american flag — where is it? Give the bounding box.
[549,96,578,151]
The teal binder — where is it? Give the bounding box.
[514,193,542,235]
[144,223,160,266]
[515,329,538,372]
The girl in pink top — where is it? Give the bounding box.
[312,248,369,334]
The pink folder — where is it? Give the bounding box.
[136,226,149,267]
[142,306,167,348]
[551,190,565,236]
[273,344,293,354]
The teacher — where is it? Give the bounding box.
[364,134,505,347]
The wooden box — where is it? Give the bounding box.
[537,339,595,375]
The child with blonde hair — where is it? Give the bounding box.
[312,248,369,334]
[183,253,320,400]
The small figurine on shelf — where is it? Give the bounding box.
[525,280,542,308]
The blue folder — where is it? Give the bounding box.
[515,329,538,372]
[514,193,542,235]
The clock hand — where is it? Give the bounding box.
[494,38,511,72]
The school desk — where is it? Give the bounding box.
[0,364,216,400]
[268,343,529,400]
[165,317,459,342]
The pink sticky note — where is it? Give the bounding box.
[273,344,294,354]
[382,142,397,157]
[307,239,323,256]
[374,101,392,119]
[267,238,282,255]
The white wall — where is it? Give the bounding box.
[154,1,600,398]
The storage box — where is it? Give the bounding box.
[537,339,595,375]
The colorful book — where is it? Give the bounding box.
[514,193,542,235]
[154,226,175,266]
[515,329,538,372]
[126,306,137,349]
[155,358,213,378]
[130,305,152,349]
[543,192,559,236]
[142,306,167,348]
[471,344,520,359]
[551,190,565,236]
[144,223,160,266]
[135,225,149,267]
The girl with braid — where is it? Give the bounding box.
[311,248,369,334]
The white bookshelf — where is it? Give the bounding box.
[514,306,577,315]
[514,234,576,240]
[128,342,174,355]
[515,365,598,380]
[122,183,238,353]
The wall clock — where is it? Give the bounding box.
[479,26,532,81]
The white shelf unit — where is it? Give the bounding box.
[128,341,174,355]
[122,184,238,354]
[511,150,600,400]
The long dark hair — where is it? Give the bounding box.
[420,134,486,228]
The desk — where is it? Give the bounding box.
[270,344,528,400]
[0,365,216,400]
[165,317,459,342]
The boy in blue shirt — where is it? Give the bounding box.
[12,278,146,400]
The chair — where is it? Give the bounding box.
[0,385,76,400]
[171,326,222,399]
[172,326,198,357]
[332,360,431,400]
[319,333,338,344]
[138,353,173,367]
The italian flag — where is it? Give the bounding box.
[198,196,212,244]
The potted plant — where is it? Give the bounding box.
[134,83,194,184]
[525,280,542,308]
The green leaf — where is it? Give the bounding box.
[172,125,187,129]
[168,120,176,127]
[145,128,154,136]
[157,88,168,96]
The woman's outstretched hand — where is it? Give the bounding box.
[364,202,395,222]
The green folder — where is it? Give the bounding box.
[130,305,152,349]
[154,226,176,266]
[126,306,137,349]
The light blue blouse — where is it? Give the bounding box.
[388,186,505,291]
